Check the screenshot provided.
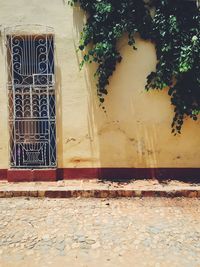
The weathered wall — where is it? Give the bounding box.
[0,0,199,170]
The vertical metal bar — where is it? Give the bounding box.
[45,34,51,166]
[30,85,33,118]
[11,35,17,167]
[52,34,57,167]
[25,36,27,75]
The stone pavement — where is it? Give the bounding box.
[0,198,200,267]
[1,179,200,198]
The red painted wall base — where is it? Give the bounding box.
[0,168,199,182]
[7,169,57,182]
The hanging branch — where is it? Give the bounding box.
[69,0,200,134]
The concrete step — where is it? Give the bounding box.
[0,179,200,198]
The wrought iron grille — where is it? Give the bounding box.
[7,33,56,168]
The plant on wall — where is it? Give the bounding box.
[69,0,200,134]
[146,0,200,134]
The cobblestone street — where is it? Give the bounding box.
[0,198,200,267]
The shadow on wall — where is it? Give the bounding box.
[72,7,200,181]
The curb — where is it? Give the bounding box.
[0,189,200,198]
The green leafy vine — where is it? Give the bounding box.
[69,0,200,134]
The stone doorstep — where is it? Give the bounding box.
[0,189,200,198]
[0,180,200,198]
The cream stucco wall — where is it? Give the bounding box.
[0,0,199,169]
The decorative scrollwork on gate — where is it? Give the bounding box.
[6,26,56,168]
